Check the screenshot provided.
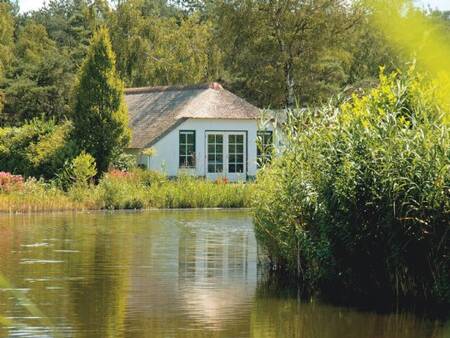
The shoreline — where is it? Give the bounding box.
[0,207,253,216]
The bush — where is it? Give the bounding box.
[59,151,97,189]
[111,152,137,171]
[132,168,167,187]
[253,70,450,307]
[0,172,24,192]
[0,118,76,179]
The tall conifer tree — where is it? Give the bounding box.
[72,26,130,173]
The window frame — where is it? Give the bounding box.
[228,134,245,173]
[179,130,196,169]
[207,133,224,173]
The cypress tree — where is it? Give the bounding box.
[72,26,130,174]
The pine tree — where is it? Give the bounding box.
[72,26,130,174]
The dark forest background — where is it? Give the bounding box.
[0,0,449,125]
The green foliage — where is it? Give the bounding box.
[95,168,253,210]
[0,3,14,74]
[0,176,85,212]
[0,0,448,125]
[213,0,362,107]
[2,21,74,124]
[253,70,450,306]
[111,152,137,171]
[0,119,76,178]
[60,151,97,189]
[0,167,254,212]
[0,2,14,116]
[109,1,219,87]
[72,26,130,174]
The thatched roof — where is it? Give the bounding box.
[125,83,260,148]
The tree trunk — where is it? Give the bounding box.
[285,59,295,108]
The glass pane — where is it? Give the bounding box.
[216,165,223,173]
[236,135,244,144]
[208,164,215,173]
[236,144,243,153]
[208,134,215,143]
[180,133,186,144]
[208,144,215,153]
[229,154,236,163]
[187,144,195,154]
[215,144,223,154]
[187,132,195,144]
[180,156,188,167]
[208,154,215,161]
[216,154,223,163]
[229,164,236,173]
[229,135,235,144]
[216,135,223,144]
[236,154,244,163]
[179,145,185,156]
[186,156,194,167]
[236,164,244,173]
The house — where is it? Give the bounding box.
[125,83,274,181]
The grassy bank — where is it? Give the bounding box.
[253,70,450,309]
[0,170,255,213]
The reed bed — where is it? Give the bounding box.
[253,70,450,308]
[0,170,254,213]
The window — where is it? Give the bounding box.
[179,131,196,168]
[257,131,273,168]
[207,134,223,173]
[228,134,244,173]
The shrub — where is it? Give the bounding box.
[111,152,137,171]
[0,118,75,179]
[253,70,450,307]
[0,172,24,192]
[131,168,167,187]
[59,152,97,189]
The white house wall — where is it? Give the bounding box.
[138,118,259,178]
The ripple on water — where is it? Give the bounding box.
[0,210,446,338]
[20,243,50,248]
[19,259,64,265]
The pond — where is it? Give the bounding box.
[0,210,448,337]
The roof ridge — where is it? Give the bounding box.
[125,82,223,95]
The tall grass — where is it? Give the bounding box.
[253,70,450,309]
[93,170,254,210]
[0,178,84,213]
[0,170,254,213]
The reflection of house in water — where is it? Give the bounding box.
[125,212,258,335]
[178,229,251,281]
[178,229,256,331]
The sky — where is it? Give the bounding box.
[17,0,450,13]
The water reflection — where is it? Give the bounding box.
[0,210,447,338]
[124,211,257,337]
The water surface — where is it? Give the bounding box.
[0,210,447,337]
